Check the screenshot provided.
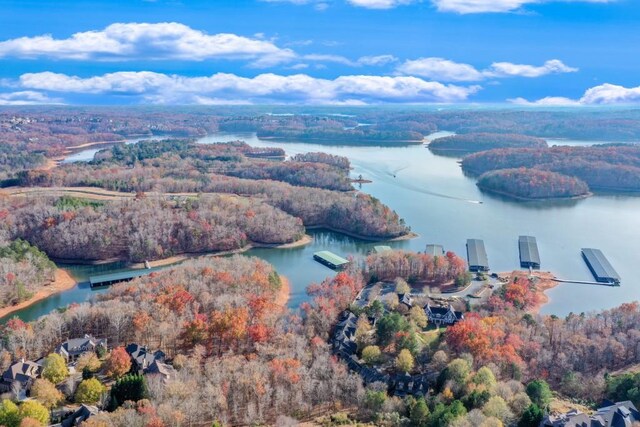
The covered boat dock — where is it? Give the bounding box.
[581,248,620,285]
[425,244,445,257]
[466,239,489,272]
[314,251,350,270]
[89,267,163,288]
[519,236,541,269]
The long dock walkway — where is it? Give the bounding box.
[552,278,619,287]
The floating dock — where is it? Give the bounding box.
[581,248,620,285]
[89,267,162,288]
[466,239,489,272]
[519,236,541,269]
[425,244,445,257]
[314,251,350,270]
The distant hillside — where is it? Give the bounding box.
[429,133,547,155]
[462,145,640,193]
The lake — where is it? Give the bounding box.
[4,131,639,323]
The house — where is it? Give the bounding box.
[0,359,42,398]
[144,360,176,382]
[389,373,431,397]
[62,404,100,427]
[125,343,166,374]
[424,304,464,326]
[330,311,359,357]
[398,293,413,309]
[541,401,640,427]
[56,335,107,363]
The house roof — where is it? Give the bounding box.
[425,304,464,321]
[2,360,41,383]
[62,404,99,427]
[126,343,165,368]
[56,335,105,357]
[145,360,176,378]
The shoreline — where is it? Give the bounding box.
[498,270,559,314]
[306,225,418,242]
[477,185,592,202]
[125,234,314,269]
[0,269,77,319]
[274,276,291,308]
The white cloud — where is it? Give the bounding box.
[508,96,581,106]
[396,57,484,81]
[357,54,398,66]
[486,59,578,78]
[0,91,63,105]
[15,71,481,104]
[260,0,331,10]
[0,22,296,66]
[580,83,640,104]
[433,0,615,14]
[510,83,640,106]
[396,57,577,81]
[347,0,417,8]
[302,53,397,67]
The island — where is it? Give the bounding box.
[462,144,640,198]
[476,168,591,200]
[428,133,547,155]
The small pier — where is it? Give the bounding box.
[552,278,619,287]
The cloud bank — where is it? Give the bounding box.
[0,22,296,67]
[396,58,577,81]
[512,83,640,105]
[432,0,615,14]
[12,71,481,105]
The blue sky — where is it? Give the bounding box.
[0,0,638,105]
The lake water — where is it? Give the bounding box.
[4,131,640,323]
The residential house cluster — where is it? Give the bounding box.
[330,311,434,397]
[541,401,640,427]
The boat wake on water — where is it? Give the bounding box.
[358,163,483,205]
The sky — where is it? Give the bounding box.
[0,0,639,106]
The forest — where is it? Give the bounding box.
[476,168,590,200]
[16,143,409,240]
[462,145,640,194]
[0,194,304,262]
[365,250,468,285]
[428,133,547,155]
[0,239,56,309]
